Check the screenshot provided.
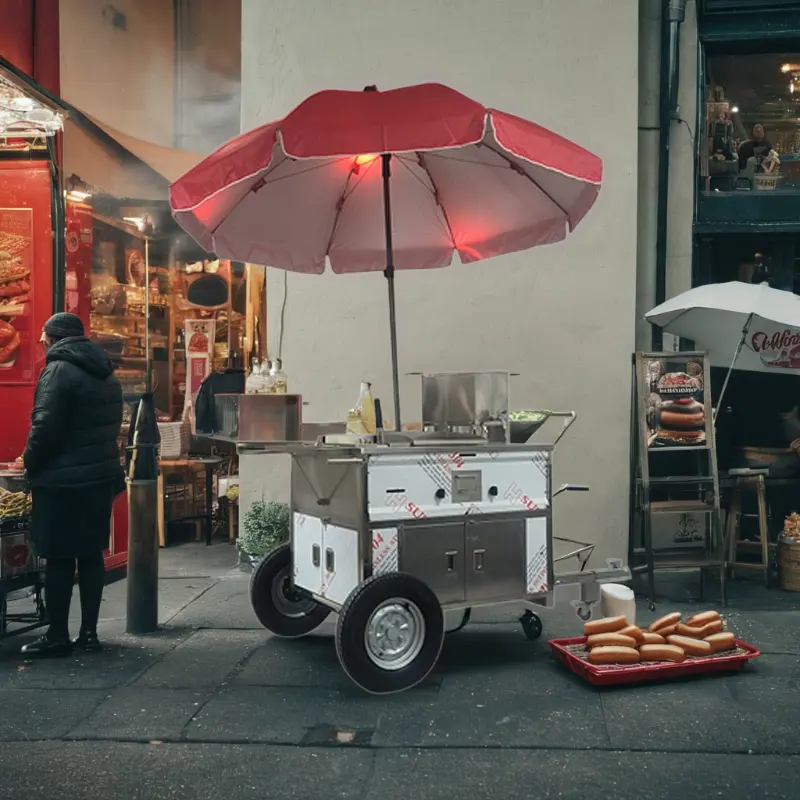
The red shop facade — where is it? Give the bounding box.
[0,6,129,573]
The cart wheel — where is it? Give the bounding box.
[249,544,331,637]
[335,573,444,695]
[648,601,656,612]
[576,606,592,622]
[520,610,543,641]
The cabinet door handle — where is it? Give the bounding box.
[445,550,458,572]
[473,548,486,572]
[311,544,321,567]
[325,548,335,572]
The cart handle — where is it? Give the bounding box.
[552,483,590,498]
[545,411,577,447]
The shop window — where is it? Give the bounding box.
[703,52,800,194]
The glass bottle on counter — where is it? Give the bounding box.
[246,359,262,394]
[260,359,273,394]
[269,358,288,394]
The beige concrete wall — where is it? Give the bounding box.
[60,0,176,146]
[240,0,640,564]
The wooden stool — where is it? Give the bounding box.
[725,471,771,586]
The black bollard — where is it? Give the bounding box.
[126,393,161,634]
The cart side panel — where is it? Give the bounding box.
[525,516,549,594]
[293,512,323,595]
[367,450,549,523]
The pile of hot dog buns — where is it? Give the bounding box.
[583,610,735,665]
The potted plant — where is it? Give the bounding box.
[238,499,290,567]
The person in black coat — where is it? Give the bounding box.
[21,312,124,658]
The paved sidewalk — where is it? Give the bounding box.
[1,542,799,799]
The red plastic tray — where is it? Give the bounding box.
[549,636,760,687]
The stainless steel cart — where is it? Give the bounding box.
[241,371,630,694]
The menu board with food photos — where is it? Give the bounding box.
[0,207,34,384]
[636,352,712,450]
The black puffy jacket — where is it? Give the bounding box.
[24,336,124,489]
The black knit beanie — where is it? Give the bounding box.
[43,312,85,341]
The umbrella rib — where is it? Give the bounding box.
[414,152,458,249]
[480,142,570,220]
[207,153,289,238]
[324,157,382,255]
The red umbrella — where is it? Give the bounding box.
[170,83,603,428]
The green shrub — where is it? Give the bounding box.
[239,499,290,557]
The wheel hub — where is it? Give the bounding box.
[364,598,425,671]
[271,567,317,618]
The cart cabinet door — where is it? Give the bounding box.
[293,513,323,595]
[465,519,526,603]
[320,524,361,606]
[398,522,466,604]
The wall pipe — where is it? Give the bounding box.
[652,0,687,350]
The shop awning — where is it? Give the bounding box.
[62,106,206,202]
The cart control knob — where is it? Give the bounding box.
[488,486,498,497]
[435,488,446,500]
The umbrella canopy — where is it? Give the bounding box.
[646,281,800,373]
[169,83,602,273]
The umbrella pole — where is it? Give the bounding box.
[381,153,402,432]
[714,311,754,423]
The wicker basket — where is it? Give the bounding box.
[157,421,191,459]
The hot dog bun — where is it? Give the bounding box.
[586,632,638,649]
[657,624,678,637]
[638,644,686,663]
[583,616,628,636]
[587,646,640,665]
[648,612,681,633]
[675,620,723,638]
[704,632,736,653]
[640,632,667,645]
[618,625,645,644]
[686,610,721,627]
[667,634,712,656]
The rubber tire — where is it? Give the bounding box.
[520,611,543,641]
[249,544,331,637]
[335,573,444,695]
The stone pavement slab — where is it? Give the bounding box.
[66,687,213,741]
[133,629,264,689]
[0,688,106,741]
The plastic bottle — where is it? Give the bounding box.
[346,381,376,435]
[269,358,288,394]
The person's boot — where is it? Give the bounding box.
[73,629,102,652]
[21,633,73,659]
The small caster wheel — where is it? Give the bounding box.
[520,610,543,641]
[576,606,592,622]
[249,544,331,637]
[336,573,444,695]
[648,602,656,612]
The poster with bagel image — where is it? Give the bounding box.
[641,354,709,449]
[0,208,33,384]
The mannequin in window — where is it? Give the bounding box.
[738,124,773,172]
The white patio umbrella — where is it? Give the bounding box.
[646,281,800,418]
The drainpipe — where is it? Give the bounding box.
[652,0,687,350]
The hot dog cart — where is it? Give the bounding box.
[238,372,630,694]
